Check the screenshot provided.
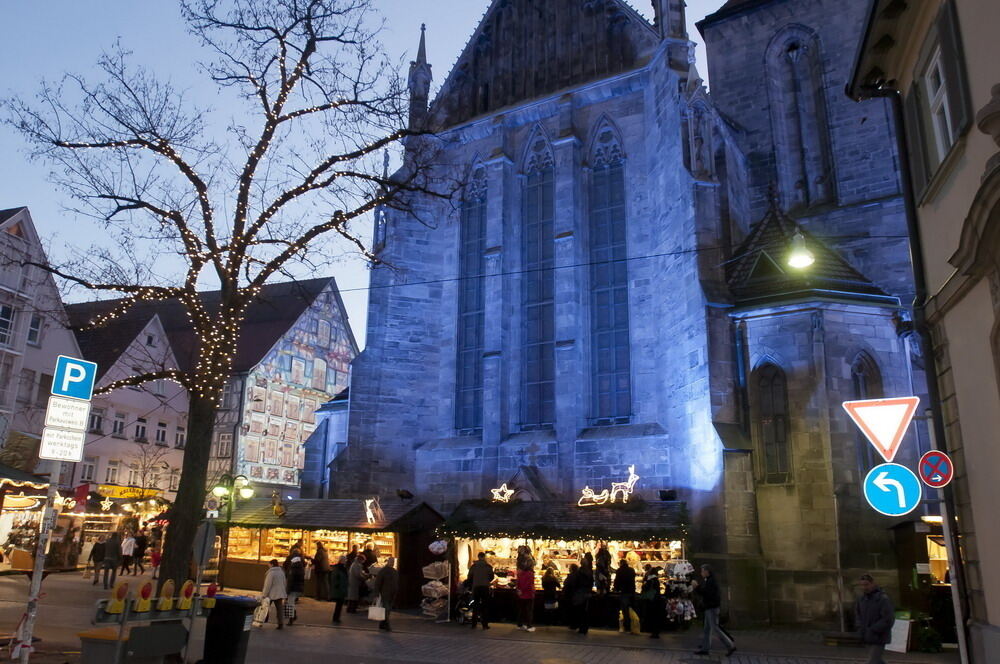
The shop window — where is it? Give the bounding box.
[0,305,16,347]
[155,422,168,445]
[851,352,884,473]
[455,166,487,432]
[105,460,119,484]
[754,363,791,484]
[134,418,148,442]
[26,314,43,346]
[89,408,105,434]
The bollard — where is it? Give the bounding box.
[156,580,175,612]
[178,581,195,611]
[135,581,153,613]
[107,581,130,615]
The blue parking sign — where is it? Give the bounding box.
[51,355,97,401]
[863,463,922,517]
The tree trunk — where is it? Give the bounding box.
[158,389,217,590]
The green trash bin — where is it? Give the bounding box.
[199,595,257,664]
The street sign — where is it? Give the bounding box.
[43,395,91,431]
[51,355,97,401]
[39,426,87,462]
[918,450,955,489]
[843,396,920,463]
[864,463,922,517]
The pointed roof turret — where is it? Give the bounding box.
[726,194,897,307]
[408,23,433,130]
[416,22,427,64]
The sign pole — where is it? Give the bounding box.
[17,460,60,663]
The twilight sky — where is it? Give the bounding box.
[0,0,725,349]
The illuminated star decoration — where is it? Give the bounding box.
[100,497,114,512]
[490,483,515,503]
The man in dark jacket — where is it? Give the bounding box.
[693,564,735,656]
[373,557,399,631]
[468,552,495,630]
[855,574,895,664]
[313,542,331,601]
[330,555,348,624]
[88,536,106,586]
[285,554,306,625]
[613,559,637,634]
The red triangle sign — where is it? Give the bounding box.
[843,397,920,462]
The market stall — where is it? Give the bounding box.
[0,463,49,571]
[442,499,691,629]
[222,498,443,607]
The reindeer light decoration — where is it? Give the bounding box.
[609,465,640,503]
[577,465,640,507]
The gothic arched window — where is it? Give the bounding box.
[521,132,556,429]
[755,363,791,484]
[456,168,488,431]
[766,26,835,210]
[589,122,631,423]
[851,352,884,472]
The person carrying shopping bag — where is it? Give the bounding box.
[285,553,306,625]
[372,557,399,631]
[261,559,288,629]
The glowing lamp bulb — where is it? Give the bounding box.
[212,485,229,498]
[239,487,255,500]
[787,231,815,269]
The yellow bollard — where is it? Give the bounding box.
[202,583,217,609]
[135,581,153,613]
[156,579,175,612]
[177,580,195,611]
[106,581,130,615]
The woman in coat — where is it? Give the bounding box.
[372,556,399,631]
[541,567,561,625]
[261,559,288,629]
[640,565,663,639]
[285,554,306,625]
[346,557,367,613]
[330,554,349,624]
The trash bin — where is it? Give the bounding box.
[199,595,257,664]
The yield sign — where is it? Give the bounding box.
[843,396,920,463]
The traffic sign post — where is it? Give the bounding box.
[863,463,923,517]
[918,450,954,489]
[17,356,97,663]
[843,396,920,463]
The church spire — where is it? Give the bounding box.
[653,0,687,40]
[408,23,432,130]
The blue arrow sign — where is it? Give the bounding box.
[863,463,922,517]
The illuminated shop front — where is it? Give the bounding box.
[443,499,691,628]
[222,498,443,606]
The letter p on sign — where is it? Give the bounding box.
[52,355,98,401]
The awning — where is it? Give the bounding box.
[227,498,443,534]
[0,461,48,490]
[442,499,688,541]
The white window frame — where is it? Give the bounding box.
[155,422,168,445]
[134,418,148,442]
[26,314,43,346]
[127,466,140,486]
[89,408,105,433]
[175,426,186,449]
[0,305,16,347]
[105,460,119,484]
[923,47,956,165]
[112,413,127,437]
[81,457,97,482]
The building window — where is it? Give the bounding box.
[112,412,126,438]
[127,465,140,486]
[923,48,956,164]
[134,418,148,442]
[0,305,16,347]
[852,352,884,473]
[155,421,167,445]
[220,380,235,409]
[217,432,233,458]
[175,426,186,449]
[146,334,156,347]
[26,314,42,346]
[89,408,105,434]
[521,143,556,430]
[755,364,791,484]
[169,470,180,492]
[16,368,35,405]
[105,460,119,484]
[589,150,631,424]
[35,373,53,407]
[456,167,487,431]
[80,457,97,482]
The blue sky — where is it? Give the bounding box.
[0,0,725,348]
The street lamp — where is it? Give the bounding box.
[212,473,254,589]
[787,231,816,269]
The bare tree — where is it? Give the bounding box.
[4,0,444,587]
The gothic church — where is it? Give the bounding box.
[331,0,924,625]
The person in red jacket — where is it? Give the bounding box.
[516,559,537,632]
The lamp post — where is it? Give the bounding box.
[212,473,253,589]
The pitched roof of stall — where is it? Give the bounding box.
[67,277,339,376]
[427,0,659,129]
[726,198,897,306]
[227,498,443,533]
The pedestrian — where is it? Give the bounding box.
[516,555,536,632]
[613,558,637,635]
[372,556,399,631]
[285,552,306,625]
[595,544,612,594]
[102,531,122,590]
[345,544,360,567]
[313,541,331,601]
[346,556,367,613]
[693,564,736,656]
[120,531,136,576]
[362,542,378,569]
[541,567,561,625]
[88,536,107,586]
[330,554,348,624]
[150,547,162,580]
[133,529,148,575]
[640,565,662,638]
[563,563,580,630]
[262,559,288,629]
[855,574,895,664]
[468,551,495,630]
[572,556,594,634]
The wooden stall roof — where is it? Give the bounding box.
[442,499,688,541]
[227,498,443,534]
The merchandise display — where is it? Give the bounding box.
[226,526,397,562]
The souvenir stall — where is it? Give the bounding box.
[221,498,443,607]
[66,491,129,568]
[0,464,49,571]
[442,498,691,629]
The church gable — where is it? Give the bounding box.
[429,0,659,129]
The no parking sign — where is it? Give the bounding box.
[918,450,955,489]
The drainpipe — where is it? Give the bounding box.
[854,84,971,663]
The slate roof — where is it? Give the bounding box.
[226,498,443,534]
[0,461,48,486]
[442,499,688,540]
[67,277,341,378]
[0,208,26,224]
[725,199,897,307]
